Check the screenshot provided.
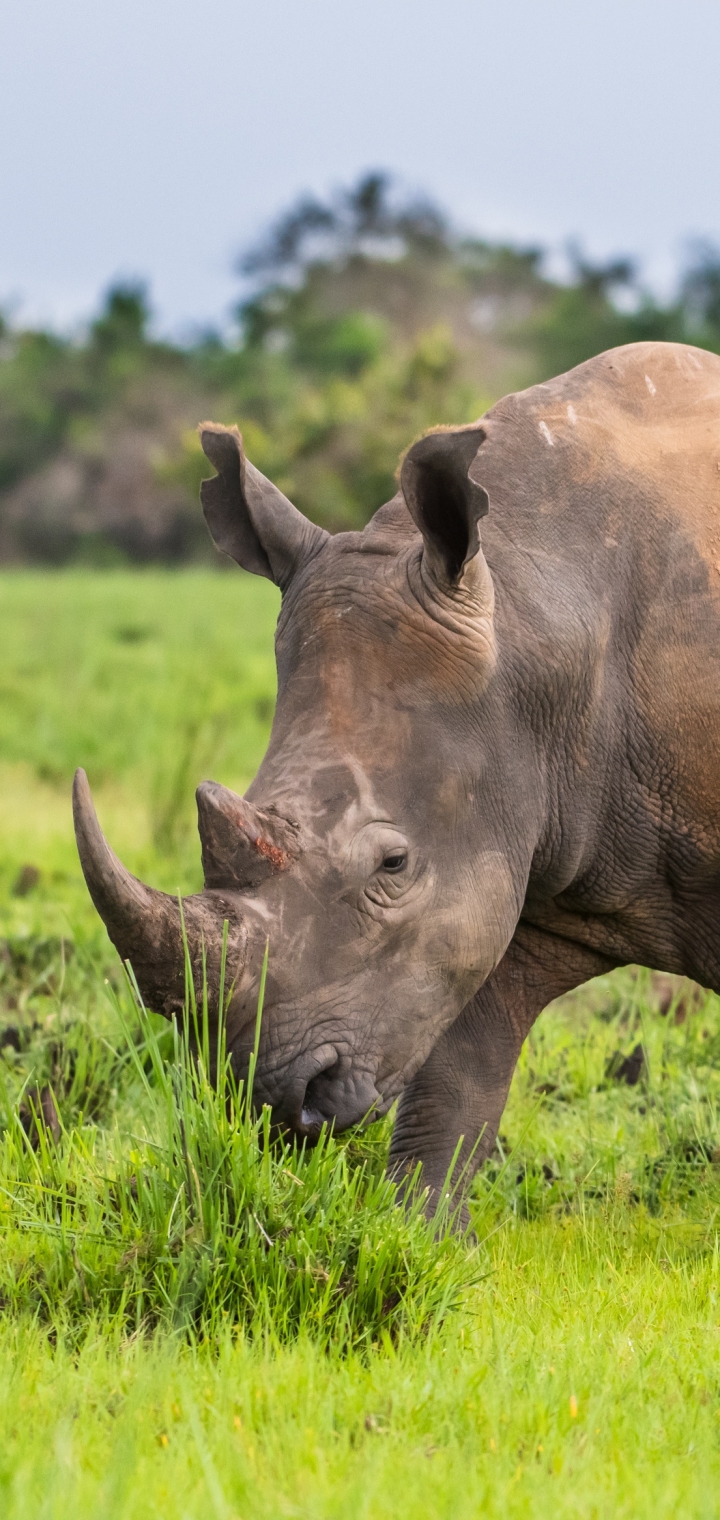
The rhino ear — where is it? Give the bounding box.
[400,425,488,587]
[199,422,328,589]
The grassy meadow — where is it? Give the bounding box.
[2,570,720,1517]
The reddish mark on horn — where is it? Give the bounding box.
[253,836,289,870]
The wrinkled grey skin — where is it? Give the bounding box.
[74,341,720,1209]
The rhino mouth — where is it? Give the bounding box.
[300,1061,384,1140]
[255,1041,383,1142]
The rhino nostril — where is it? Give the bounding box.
[301,1057,341,1133]
[298,1050,341,1137]
[276,1047,380,1140]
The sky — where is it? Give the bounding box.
[1,0,719,336]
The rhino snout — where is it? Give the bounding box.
[261,1042,382,1141]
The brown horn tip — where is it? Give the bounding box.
[73,769,201,1017]
[73,768,156,941]
[196,781,299,890]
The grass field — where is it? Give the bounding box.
[2,570,720,1518]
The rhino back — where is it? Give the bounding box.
[461,340,720,976]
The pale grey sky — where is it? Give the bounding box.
[1,0,719,333]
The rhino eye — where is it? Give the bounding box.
[382,851,407,873]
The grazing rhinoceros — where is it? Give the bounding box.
[73,341,720,1206]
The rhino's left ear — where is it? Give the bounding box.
[199,422,329,590]
[400,425,488,588]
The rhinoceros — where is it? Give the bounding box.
[73,340,720,1206]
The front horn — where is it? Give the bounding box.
[72,769,245,1018]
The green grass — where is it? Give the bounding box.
[2,570,720,1517]
[0,983,470,1348]
[0,568,280,920]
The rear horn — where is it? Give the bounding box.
[196,780,300,890]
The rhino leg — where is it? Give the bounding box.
[389,926,616,1222]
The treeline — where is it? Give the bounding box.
[2,172,719,564]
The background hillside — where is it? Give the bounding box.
[2,172,720,564]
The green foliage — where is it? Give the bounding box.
[0,283,180,501]
[90,281,151,356]
[6,174,720,561]
[525,282,683,381]
[286,307,388,378]
[3,957,720,1515]
[680,241,720,342]
[175,319,488,532]
[0,330,89,492]
[0,975,469,1347]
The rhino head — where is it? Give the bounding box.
[74,421,528,1140]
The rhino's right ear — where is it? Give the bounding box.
[400,425,488,589]
[199,422,328,589]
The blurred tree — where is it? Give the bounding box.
[2,174,720,561]
[680,242,720,342]
[240,171,449,278]
[204,172,546,528]
[0,328,89,491]
[91,281,150,354]
[524,246,683,378]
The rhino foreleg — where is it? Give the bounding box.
[389,926,615,1221]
